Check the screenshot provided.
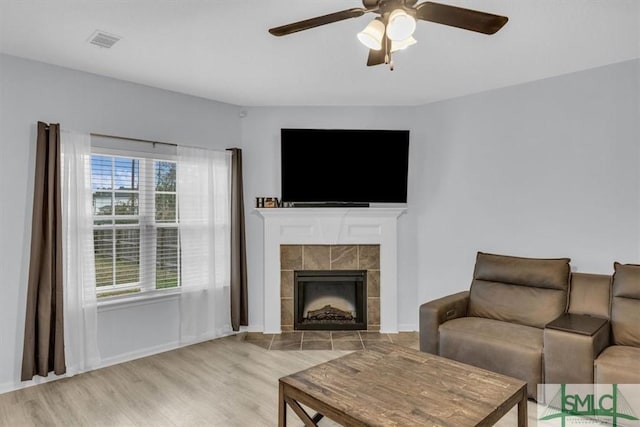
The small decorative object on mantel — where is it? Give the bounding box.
[257,197,280,208]
[264,197,279,208]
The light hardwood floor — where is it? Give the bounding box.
[0,334,540,426]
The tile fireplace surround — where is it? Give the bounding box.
[257,207,406,333]
[280,244,379,331]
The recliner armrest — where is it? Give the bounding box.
[544,318,610,384]
[419,291,469,354]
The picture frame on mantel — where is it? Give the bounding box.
[256,197,280,208]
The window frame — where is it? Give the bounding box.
[90,146,181,300]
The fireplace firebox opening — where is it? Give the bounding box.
[294,270,367,330]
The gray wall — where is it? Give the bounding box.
[0,54,241,392]
[410,60,640,304]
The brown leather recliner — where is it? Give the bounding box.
[419,252,571,400]
[594,262,640,383]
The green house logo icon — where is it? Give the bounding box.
[540,384,639,426]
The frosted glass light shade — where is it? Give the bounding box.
[357,19,385,50]
[386,9,416,41]
[391,36,417,52]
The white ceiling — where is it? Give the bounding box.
[1,1,638,106]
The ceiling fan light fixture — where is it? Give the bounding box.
[386,9,416,41]
[268,2,509,69]
[357,19,385,50]
[391,36,417,52]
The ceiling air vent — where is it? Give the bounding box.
[88,30,121,48]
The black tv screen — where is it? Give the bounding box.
[281,129,409,204]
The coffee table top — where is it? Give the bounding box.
[279,342,527,426]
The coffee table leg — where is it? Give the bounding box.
[279,382,287,427]
[517,389,527,427]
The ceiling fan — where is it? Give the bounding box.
[269,0,508,70]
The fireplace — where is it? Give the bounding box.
[294,270,367,330]
[258,207,406,333]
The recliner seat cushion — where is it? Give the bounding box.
[468,252,571,328]
[439,317,543,399]
[595,345,640,384]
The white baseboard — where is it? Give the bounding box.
[0,372,68,396]
[242,324,416,333]
[398,323,418,332]
[244,325,264,333]
[98,341,181,368]
[1,380,24,395]
[99,330,237,368]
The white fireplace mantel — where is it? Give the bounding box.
[257,207,407,333]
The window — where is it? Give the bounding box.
[91,153,180,298]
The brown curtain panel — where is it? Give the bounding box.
[21,122,66,381]
[227,148,248,331]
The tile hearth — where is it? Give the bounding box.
[243,331,418,351]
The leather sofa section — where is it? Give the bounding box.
[611,263,640,347]
[439,317,543,399]
[419,291,469,354]
[472,252,571,290]
[468,252,570,328]
[567,273,611,319]
[595,346,640,384]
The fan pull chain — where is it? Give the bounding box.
[384,36,394,71]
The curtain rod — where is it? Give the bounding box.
[90,132,177,147]
[43,125,231,152]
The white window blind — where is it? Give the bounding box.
[90,147,180,298]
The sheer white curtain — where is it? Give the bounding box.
[60,129,100,374]
[177,146,232,344]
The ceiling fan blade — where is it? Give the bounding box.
[366,32,390,67]
[416,2,508,35]
[367,48,386,66]
[269,8,366,36]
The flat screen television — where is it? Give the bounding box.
[281,129,409,206]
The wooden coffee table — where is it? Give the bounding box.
[278,342,527,426]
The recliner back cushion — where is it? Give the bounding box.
[468,252,570,328]
[611,262,640,347]
[568,273,611,319]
